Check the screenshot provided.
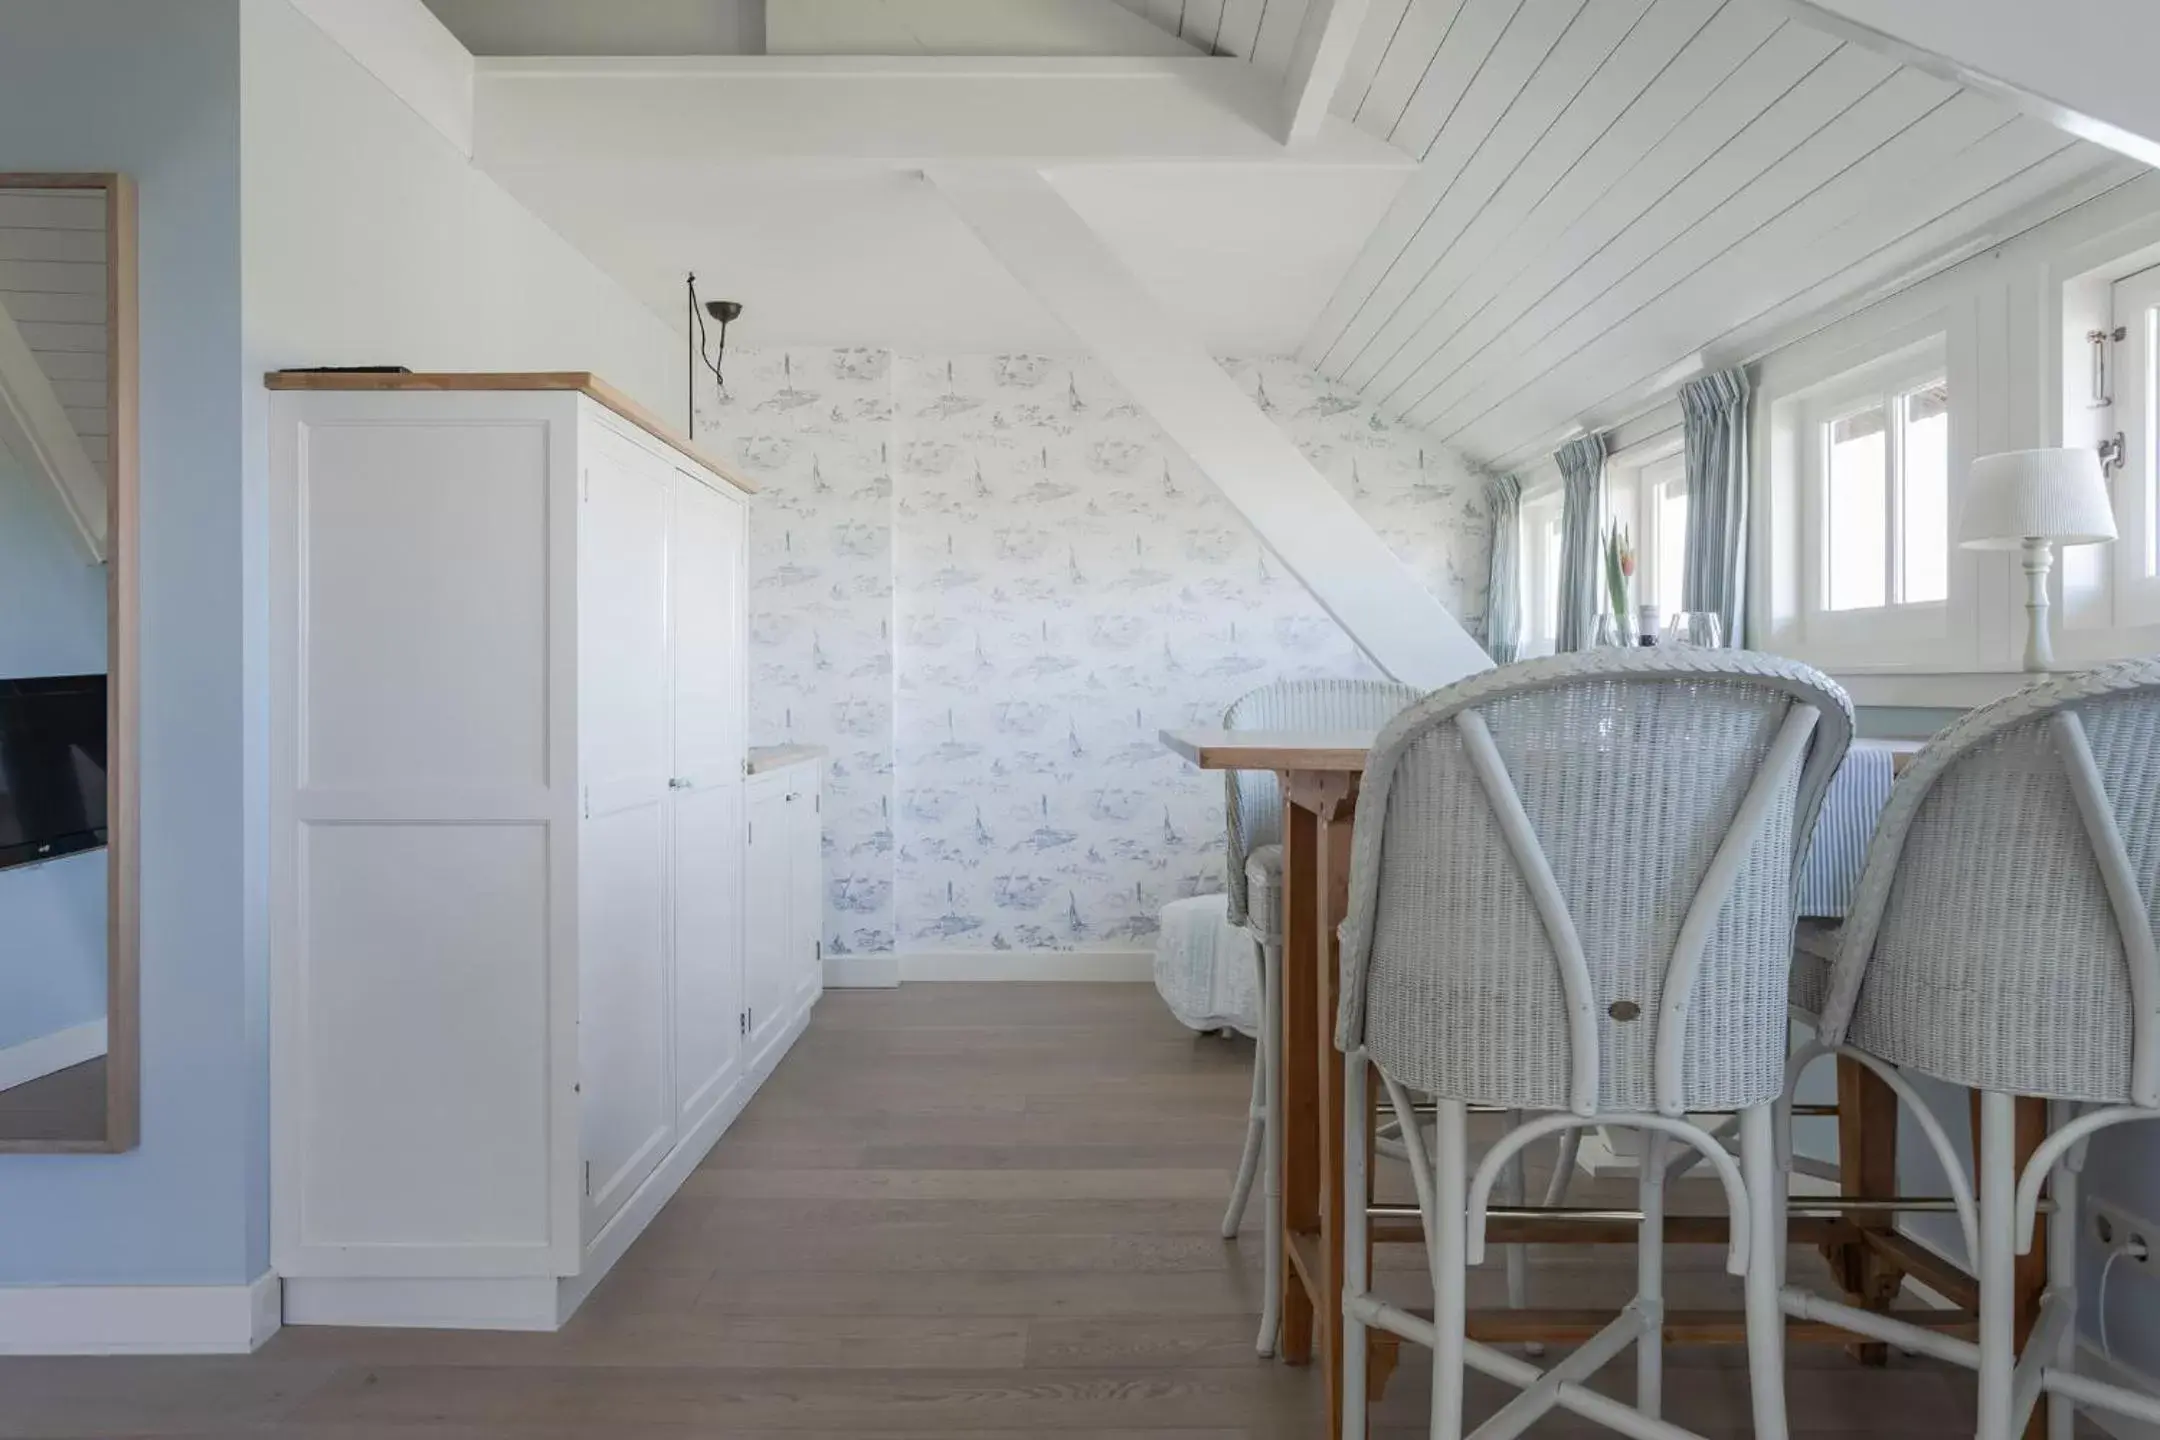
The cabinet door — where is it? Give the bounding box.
[745,775,792,1062]
[578,435,675,1239]
[791,768,823,1006]
[670,473,747,1132]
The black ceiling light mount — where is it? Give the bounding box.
[686,272,742,438]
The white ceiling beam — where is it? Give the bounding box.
[0,293,107,564]
[929,165,1489,690]
[471,55,1413,167]
[1769,0,2160,169]
[1280,0,1371,143]
[765,0,1199,57]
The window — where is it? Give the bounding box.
[2110,263,2160,626]
[1780,338,1953,660]
[1605,443,1689,631]
[1820,376,1948,612]
[1517,487,1564,656]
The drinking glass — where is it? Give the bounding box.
[1663,611,1725,648]
[1592,613,1630,648]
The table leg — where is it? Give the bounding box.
[1315,797,1355,1440]
[1279,795,1320,1365]
[1826,1056,1903,1366]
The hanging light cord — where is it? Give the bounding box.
[686,272,733,438]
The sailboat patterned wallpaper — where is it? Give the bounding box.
[698,351,1490,959]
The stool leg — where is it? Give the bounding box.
[1342,1052,1369,1440]
[1741,1105,1790,1440]
[1256,937,1282,1356]
[2046,1100,2078,1440]
[1431,1099,1469,1440]
[1637,1129,1667,1422]
[1979,1091,2018,1440]
[1222,1029,1264,1238]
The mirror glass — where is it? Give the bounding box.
[0,174,135,1151]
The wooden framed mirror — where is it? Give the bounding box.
[0,173,137,1151]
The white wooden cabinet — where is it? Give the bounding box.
[745,751,823,1074]
[267,375,815,1331]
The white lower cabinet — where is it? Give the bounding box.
[746,755,823,1073]
[268,377,822,1332]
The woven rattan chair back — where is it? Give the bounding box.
[1336,650,1852,1117]
[1817,657,2160,1105]
[1221,679,1419,926]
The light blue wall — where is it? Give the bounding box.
[0,443,110,1057]
[0,0,253,1285]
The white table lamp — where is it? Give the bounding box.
[1957,447,2117,671]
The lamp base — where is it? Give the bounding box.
[2020,537,2056,674]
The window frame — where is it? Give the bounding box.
[1603,435,1689,636]
[1789,339,1954,661]
[1516,483,1565,658]
[2108,262,2160,628]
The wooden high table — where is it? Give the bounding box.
[1161,727,2047,1440]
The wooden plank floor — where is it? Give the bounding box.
[0,983,2102,1437]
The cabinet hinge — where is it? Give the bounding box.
[746,820,753,844]
[739,1010,748,1036]
[815,940,822,961]
[583,1160,591,1197]
[581,467,590,502]
[582,786,591,820]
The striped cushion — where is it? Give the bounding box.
[1798,743,1897,918]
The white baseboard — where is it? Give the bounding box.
[282,1275,559,1331]
[825,952,899,988]
[899,948,1153,982]
[0,1018,108,1092]
[0,1271,279,1355]
[285,998,818,1333]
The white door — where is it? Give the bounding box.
[791,769,823,1006]
[670,471,748,1132]
[578,434,675,1238]
[745,774,792,1063]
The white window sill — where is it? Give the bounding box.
[1821,670,2034,709]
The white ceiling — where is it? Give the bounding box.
[441,0,2141,450]
[1284,0,2138,466]
[482,161,1409,354]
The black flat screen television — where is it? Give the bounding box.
[0,674,108,872]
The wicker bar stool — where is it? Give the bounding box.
[1335,649,1852,1440]
[1220,677,1417,1356]
[1779,658,2160,1440]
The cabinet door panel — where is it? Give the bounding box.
[745,778,792,1060]
[792,771,823,1006]
[672,779,742,1130]
[669,472,745,787]
[579,436,673,1239]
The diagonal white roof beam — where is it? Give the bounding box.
[1769,0,2160,168]
[930,165,1489,690]
[1280,0,1372,144]
[0,292,106,564]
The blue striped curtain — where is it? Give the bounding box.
[1554,433,1606,652]
[1680,368,1750,646]
[1483,472,1523,664]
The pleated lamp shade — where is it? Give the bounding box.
[1958,448,2117,550]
